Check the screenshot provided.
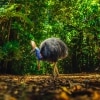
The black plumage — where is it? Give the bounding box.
[31,37,68,78]
[40,38,68,62]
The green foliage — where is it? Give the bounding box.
[3,41,22,60]
[0,3,33,25]
[0,0,100,74]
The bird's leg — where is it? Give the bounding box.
[53,62,59,78]
[53,63,56,77]
[55,62,59,77]
[37,60,40,70]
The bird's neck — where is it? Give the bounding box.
[35,47,42,60]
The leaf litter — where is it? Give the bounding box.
[0,73,100,100]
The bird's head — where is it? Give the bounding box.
[30,40,41,70]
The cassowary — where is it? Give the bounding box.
[30,37,68,78]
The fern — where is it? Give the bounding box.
[0,3,33,26]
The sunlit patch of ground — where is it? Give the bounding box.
[0,73,100,100]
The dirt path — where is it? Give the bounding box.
[0,73,100,100]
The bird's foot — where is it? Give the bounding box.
[52,73,59,80]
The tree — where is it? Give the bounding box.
[0,0,100,74]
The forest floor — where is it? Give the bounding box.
[0,73,100,100]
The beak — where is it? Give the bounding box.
[30,49,35,54]
[37,60,40,70]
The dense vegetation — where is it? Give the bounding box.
[0,0,100,75]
